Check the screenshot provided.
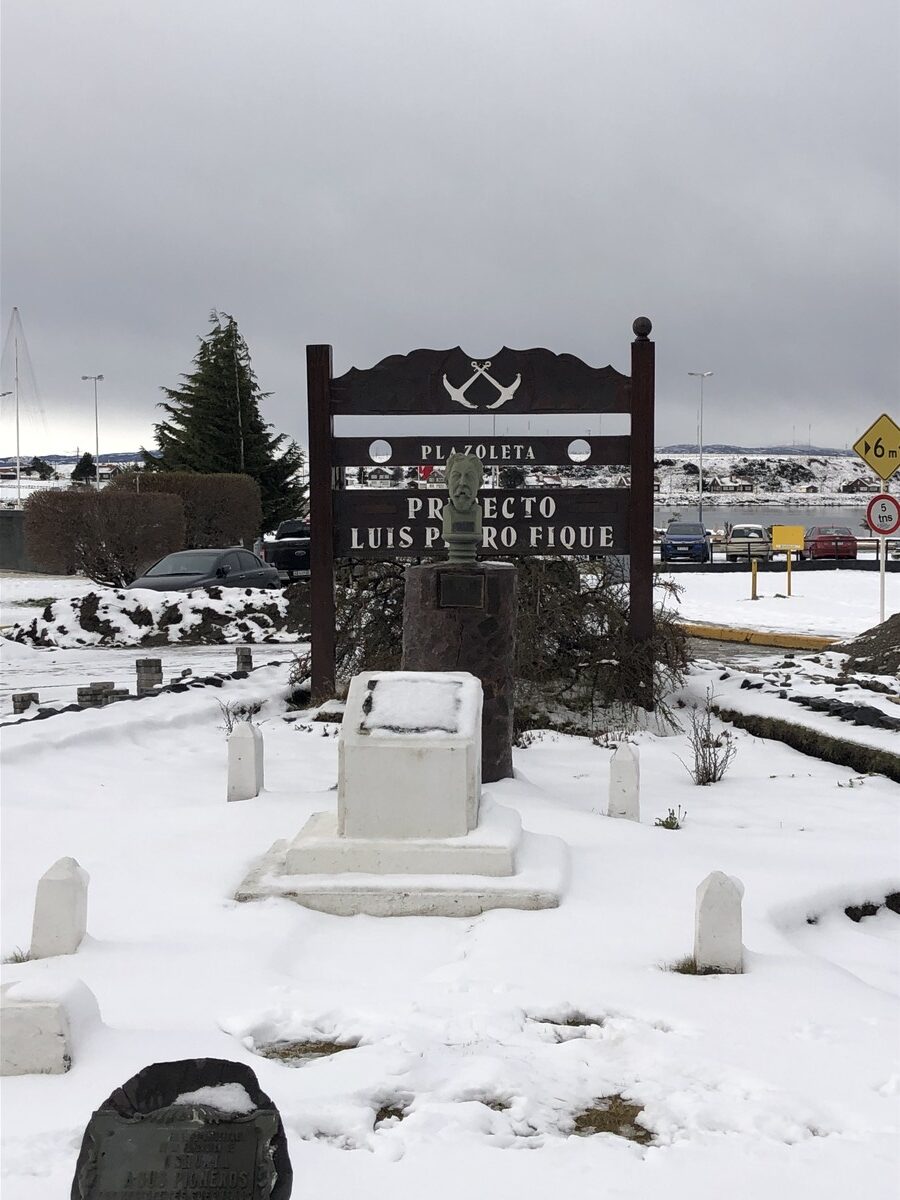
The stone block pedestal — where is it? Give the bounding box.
[402,562,516,783]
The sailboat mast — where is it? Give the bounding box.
[15,329,21,507]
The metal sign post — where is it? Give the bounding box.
[866,493,900,624]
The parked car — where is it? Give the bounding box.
[261,519,311,581]
[800,526,858,560]
[660,522,711,563]
[128,548,282,591]
[724,524,771,562]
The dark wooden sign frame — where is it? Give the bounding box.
[307,318,655,701]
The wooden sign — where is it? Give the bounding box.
[307,319,656,703]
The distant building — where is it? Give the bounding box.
[840,478,880,494]
[706,476,753,494]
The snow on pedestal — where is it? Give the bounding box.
[339,672,482,839]
[227,722,264,802]
[694,871,745,973]
[0,978,101,1076]
[239,670,569,916]
[608,743,640,820]
[29,856,89,960]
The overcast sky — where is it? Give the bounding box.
[2,0,898,458]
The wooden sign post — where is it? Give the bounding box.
[307,318,656,704]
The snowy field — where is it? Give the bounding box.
[657,568,896,639]
[1,570,898,1198]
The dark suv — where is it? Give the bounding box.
[660,522,711,563]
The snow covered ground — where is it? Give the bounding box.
[657,568,896,639]
[1,571,898,1198]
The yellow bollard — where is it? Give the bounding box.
[751,558,758,600]
[786,550,792,597]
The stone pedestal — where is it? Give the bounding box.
[237,668,568,916]
[402,562,516,782]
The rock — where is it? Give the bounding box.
[0,978,101,1076]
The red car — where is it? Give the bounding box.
[801,526,858,560]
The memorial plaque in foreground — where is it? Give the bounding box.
[71,1058,291,1200]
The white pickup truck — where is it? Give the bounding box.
[724,523,772,562]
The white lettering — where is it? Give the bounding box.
[529,526,543,548]
[482,526,498,549]
[501,497,515,519]
[407,497,423,519]
[421,445,433,460]
[502,444,511,460]
[427,497,443,520]
[539,497,556,518]
[579,526,595,549]
[368,528,383,549]
[482,496,497,519]
[475,444,486,459]
[525,446,535,461]
[350,528,363,550]
[546,527,555,548]
[598,526,613,548]
[522,497,535,518]
[399,526,413,548]
[560,526,576,550]
[425,527,441,548]
[500,527,517,548]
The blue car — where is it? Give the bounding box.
[660,522,711,563]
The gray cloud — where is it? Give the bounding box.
[2,0,897,455]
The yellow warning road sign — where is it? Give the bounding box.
[852,413,900,481]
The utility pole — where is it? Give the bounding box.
[232,320,245,472]
[81,374,104,487]
[688,371,713,525]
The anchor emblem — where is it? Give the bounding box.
[442,360,521,410]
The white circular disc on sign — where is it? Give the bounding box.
[567,438,591,463]
[866,493,900,535]
[368,439,392,464]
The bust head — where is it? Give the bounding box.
[445,452,483,511]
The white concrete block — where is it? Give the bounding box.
[286,797,521,876]
[0,978,101,1076]
[227,722,264,802]
[338,671,482,839]
[608,743,640,820]
[694,871,744,973]
[29,856,89,960]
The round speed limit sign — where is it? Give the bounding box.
[867,493,900,536]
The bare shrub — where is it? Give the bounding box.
[24,489,184,586]
[683,687,737,784]
[111,471,262,547]
[218,699,262,734]
[329,558,688,728]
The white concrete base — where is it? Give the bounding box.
[227,722,264,803]
[285,797,521,877]
[0,979,100,1076]
[235,817,568,917]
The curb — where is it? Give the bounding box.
[679,622,839,650]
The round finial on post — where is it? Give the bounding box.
[632,316,652,340]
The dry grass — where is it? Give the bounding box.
[666,955,727,976]
[254,1038,359,1064]
[571,1095,652,1144]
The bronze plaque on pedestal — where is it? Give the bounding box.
[439,573,485,609]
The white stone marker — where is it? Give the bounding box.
[29,857,89,960]
[608,743,640,820]
[694,871,744,973]
[227,722,264,802]
[0,979,101,1076]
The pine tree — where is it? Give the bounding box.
[71,451,96,483]
[29,456,55,480]
[144,311,305,531]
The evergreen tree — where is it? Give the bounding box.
[29,456,55,480]
[143,311,305,531]
[71,451,96,483]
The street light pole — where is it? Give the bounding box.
[688,371,713,525]
[81,374,104,488]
